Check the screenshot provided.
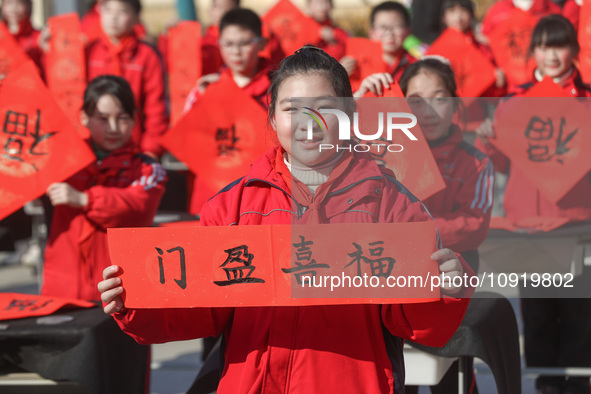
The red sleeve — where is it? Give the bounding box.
[112,307,234,344]
[84,159,167,228]
[111,172,235,345]
[474,136,510,174]
[139,46,169,157]
[432,158,494,251]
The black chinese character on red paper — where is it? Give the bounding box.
[5,299,53,312]
[2,109,57,171]
[215,125,239,156]
[282,236,329,284]
[525,116,577,164]
[214,245,265,286]
[345,241,395,278]
[156,246,187,289]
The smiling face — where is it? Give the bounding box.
[81,94,135,152]
[100,0,138,39]
[533,44,575,79]
[272,73,345,168]
[405,70,456,142]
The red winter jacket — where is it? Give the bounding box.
[481,0,561,38]
[475,68,591,223]
[42,144,166,301]
[86,34,169,157]
[113,145,474,393]
[80,3,147,44]
[3,19,43,76]
[184,59,272,215]
[424,126,493,252]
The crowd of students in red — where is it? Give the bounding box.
[2,0,591,393]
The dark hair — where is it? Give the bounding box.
[529,14,579,57]
[370,1,410,28]
[441,0,475,20]
[103,0,142,15]
[82,75,136,117]
[219,8,262,37]
[399,58,458,97]
[267,46,352,122]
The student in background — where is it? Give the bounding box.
[440,0,506,96]
[42,75,166,302]
[347,1,416,95]
[81,0,148,43]
[183,8,273,216]
[476,15,591,394]
[0,0,43,74]
[86,0,169,159]
[306,0,348,60]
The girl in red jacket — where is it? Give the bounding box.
[99,47,475,393]
[476,15,591,394]
[0,0,43,73]
[42,75,166,302]
[361,57,493,394]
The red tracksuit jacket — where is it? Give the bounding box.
[42,144,167,301]
[113,145,474,393]
[424,126,493,252]
[86,34,169,157]
[475,68,591,223]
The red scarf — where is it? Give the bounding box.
[101,32,137,76]
[275,148,354,224]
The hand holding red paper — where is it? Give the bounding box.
[103,222,464,310]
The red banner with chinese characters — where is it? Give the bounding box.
[346,37,386,92]
[488,9,537,88]
[0,22,31,77]
[160,77,272,194]
[577,1,591,82]
[108,221,440,308]
[262,0,321,56]
[0,62,96,221]
[168,21,202,126]
[46,13,88,139]
[354,97,446,201]
[492,95,591,204]
[427,28,497,98]
[0,293,95,321]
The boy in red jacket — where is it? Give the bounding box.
[184,8,273,215]
[345,1,416,92]
[0,0,43,73]
[42,75,166,302]
[86,0,169,158]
